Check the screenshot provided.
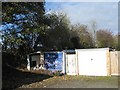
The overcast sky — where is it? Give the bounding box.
[45,1,118,34]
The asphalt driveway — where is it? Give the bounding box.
[19,75,119,88]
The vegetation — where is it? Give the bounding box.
[1,2,119,68]
[2,2,45,67]
[96,29,115,48]
[70,24,94,48]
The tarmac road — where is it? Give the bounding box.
[19,75,119,88]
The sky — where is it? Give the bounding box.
[45,1,118,34]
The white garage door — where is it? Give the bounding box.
[77,50,107,76]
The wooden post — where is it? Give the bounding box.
[76,50,79,75]
[106,49,111,76]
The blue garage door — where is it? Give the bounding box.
[44,52,63,72]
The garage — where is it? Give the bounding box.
[27,51,44,70]
[76,48,110,76]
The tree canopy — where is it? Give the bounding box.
[2,2,45,52]
[2,2,45,67]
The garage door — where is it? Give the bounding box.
[77,50,107,76]
[66,54,77,75]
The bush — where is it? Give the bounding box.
[2,52,27,68]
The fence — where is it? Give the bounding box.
[110,51,120,76]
